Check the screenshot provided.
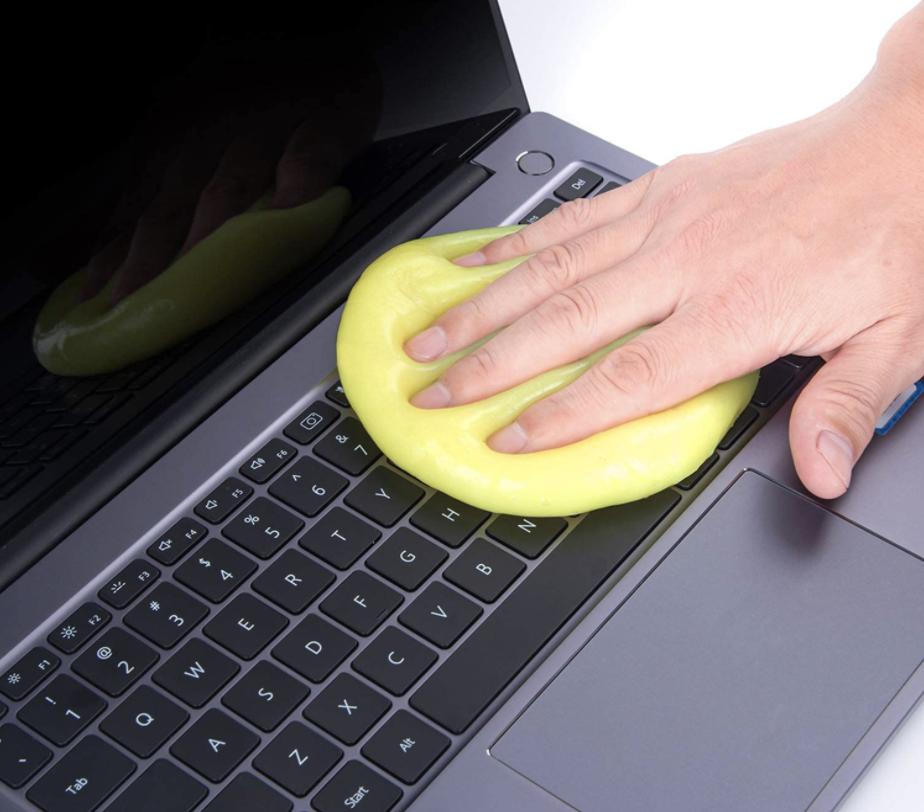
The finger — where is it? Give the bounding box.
[110,146,221,305]
[485,297,772,453]
[180,132,283,255]
[405,208,658,362]
[271,120,351,210]
[410,252,677,408]
[789,321,923,499]
[452,170,654,268]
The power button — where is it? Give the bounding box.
[516,151,555,176]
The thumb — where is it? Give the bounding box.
[789,324,923,499]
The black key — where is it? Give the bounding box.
[174,538,256,603]
[676,453,719,490]
[519,198,560,225]
[0,699,5,718]
[223,497,303,559]
[325,381,350,407]
[314,418,381,475]
[124,583,208,648]
[554,167,603,200]
[272,615,357,683]
[312,760,402,812]
[170,708,259,783]
[222,661,308,732]
[344,467,424,527]
[103,760,207,812]
[0,723,52,788]
[153,638,240,708]
[194,478,253,524]
[99,685,188,757]
[486,515,567,559]
[204,772,292,812]
[362,710,450,784]
[72,629,158,697]
[299,507,381,570]
[283,401,339,445]
[443,538,525,602]
[8,428,71,465]
[253,722,342,797]
[352,627,437,696]
[718,405,759,451]
[84,392,131,425]
[752,361,796,407]
[1,647,59,701]
[398,583,482,649]
[48,602,112,655]
[595,180,622,195]
[146,518,207,566]
[204,595,288,660]
[18,675,106,746]
[410,493,488,548]
[40,429,87,462]
[783,354,812,368]
[98,559,160,609]
[303,674,390,746]
[239,438,297,484]
[268,458,347,518]
[365,528,447,591]
[320,572,403,636]
[253,550,335,614]
[411,490,679,733]
[0,463,42,498]
[26,735,135,812]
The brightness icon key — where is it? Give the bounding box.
[49,602,112,655]
[0,647,60,701]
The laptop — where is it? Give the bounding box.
[2,3,924,810]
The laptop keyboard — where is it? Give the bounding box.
[0,356,176,501]
[0,168,815,812]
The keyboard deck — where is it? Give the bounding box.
[0,171,815,812]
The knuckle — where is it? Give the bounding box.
[445,294,489,335]
[555,196,595,230]
[601,341,665,393]
[530,242,584,288]
[543,283,600,336]
[459,343,500,383]
[795,377,882,440]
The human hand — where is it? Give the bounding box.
[403,7,924,500]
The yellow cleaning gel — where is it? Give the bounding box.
[337,226,758,517]
[34,186,350,376]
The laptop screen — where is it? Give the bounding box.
[0,2,526,553]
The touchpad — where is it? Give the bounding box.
[492,471,924,812]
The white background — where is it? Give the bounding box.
[497,1,923,810]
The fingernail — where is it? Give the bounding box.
[410,381,451,409]
[404,326,447,361]
[817,430,854,490]
[487,421,528,454]
[453,250,485,267]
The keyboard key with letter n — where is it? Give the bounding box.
[410,491,679,733]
